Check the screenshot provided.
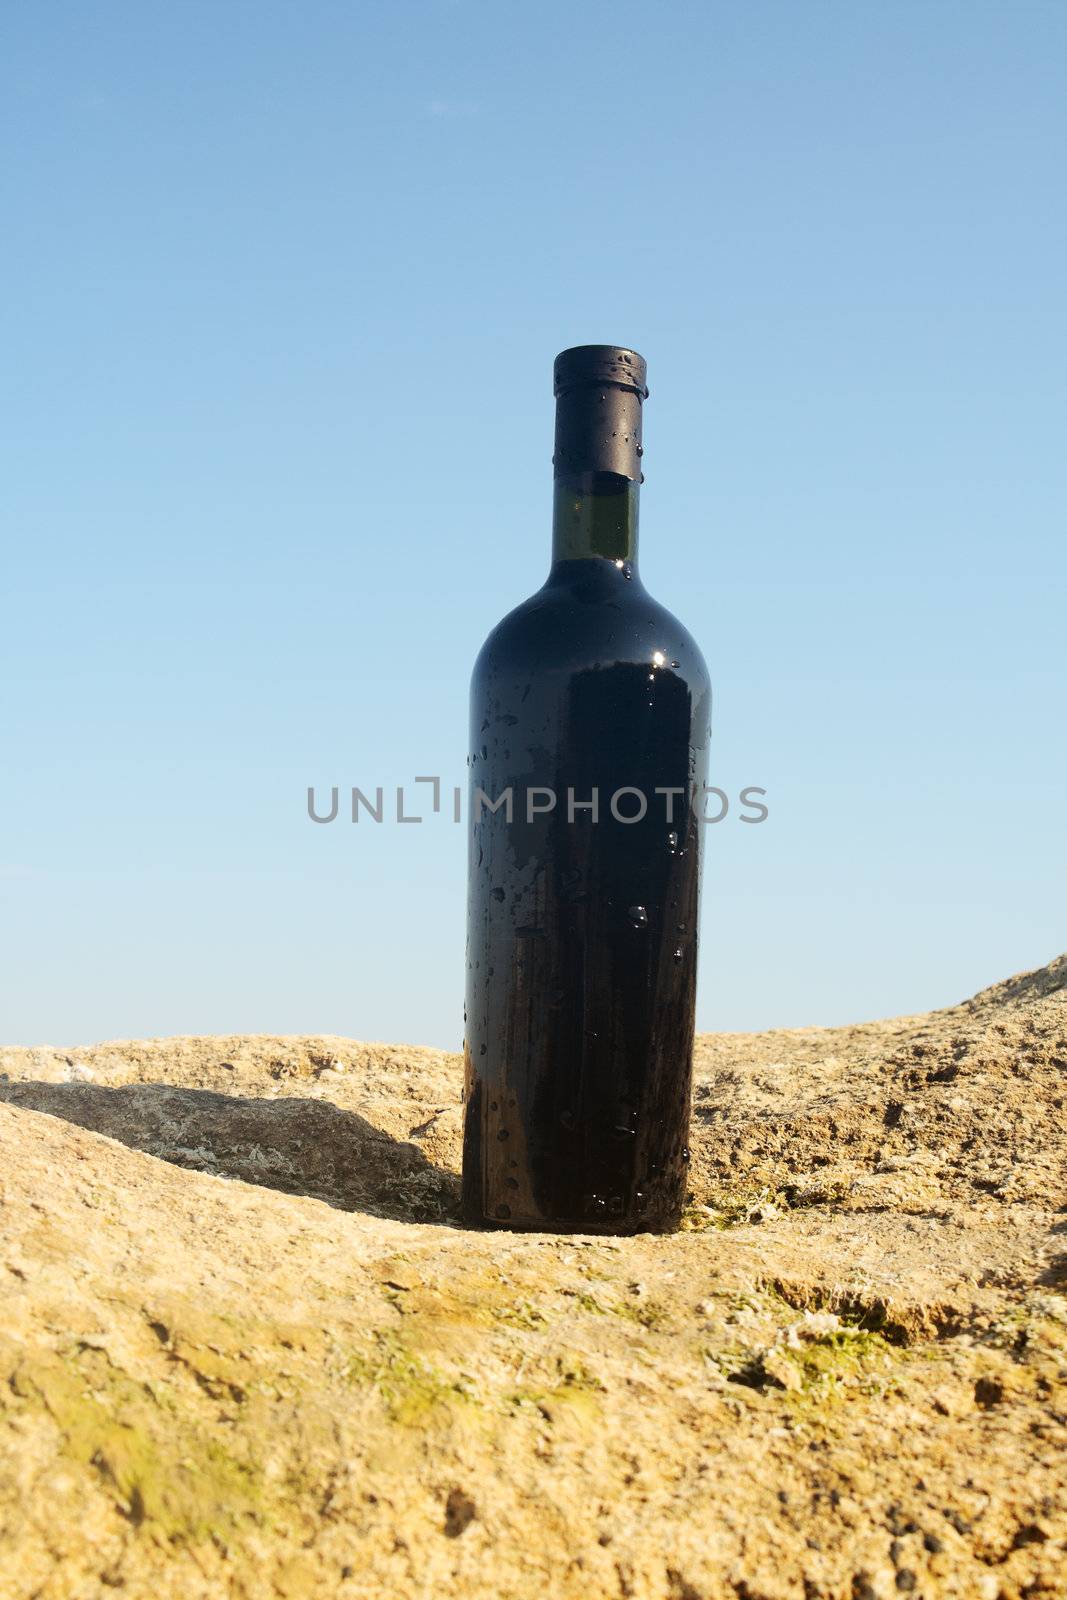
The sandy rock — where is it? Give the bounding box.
[1,955,1066,1597]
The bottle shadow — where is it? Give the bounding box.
[0,1080,461,1224]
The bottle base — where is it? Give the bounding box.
[460,1209,682,1237]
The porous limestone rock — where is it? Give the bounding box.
[1,957,1065,1598]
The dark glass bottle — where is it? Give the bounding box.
[462,346,711,1233]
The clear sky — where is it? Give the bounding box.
[2,1,1064,1048]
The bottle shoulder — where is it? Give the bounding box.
[473,562,710,692]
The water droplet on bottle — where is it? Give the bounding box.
[495,1204,512,1220]
[627,905,648,929]
[621,562,633,580]
[479,1043,487,1056]
[673,947,683,962]
[480,718,490,732]
[491,886,505,903]
[668,831,679,850]
[481,745,488,760]
[497,1128,510,1141]
[676,921,687,934]
[612,1124,635,1140]
[559,1109,577,1131]
[670,659,680,669]
[681,1146,691,1164]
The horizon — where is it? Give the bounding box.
[6,947,1063,1054]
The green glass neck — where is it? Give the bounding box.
[551,472,639,565]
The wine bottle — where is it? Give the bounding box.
[462,345,711,1233]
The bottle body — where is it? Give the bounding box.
[461,347,711,1234]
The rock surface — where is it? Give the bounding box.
[1,957,1065,1599]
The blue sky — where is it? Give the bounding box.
[2,1,1064,1047]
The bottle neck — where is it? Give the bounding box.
[552,471,640,565]
[551,360,645,568]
